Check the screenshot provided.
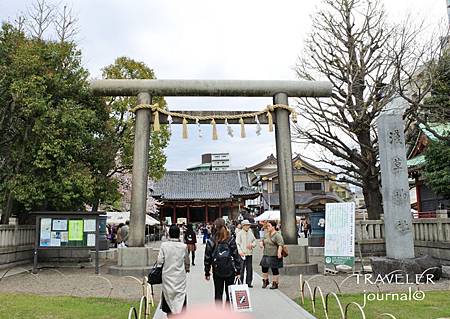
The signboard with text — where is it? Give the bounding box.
[38,217,97,248]
[32,212,102,275]
[324,202,355,268]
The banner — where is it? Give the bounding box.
[324,202,355,268]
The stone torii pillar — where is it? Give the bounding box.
[91,79,332,275]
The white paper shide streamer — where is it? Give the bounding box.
[225,118,234,137]
[196,118,203,138]
[255,114,262,136]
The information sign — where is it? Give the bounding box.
[324,202,355,268]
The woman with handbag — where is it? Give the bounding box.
[259,220,284,290]
[157,224,190,316]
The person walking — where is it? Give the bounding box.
[204,218,242,304]
[202,225,210,244]
[303,220,310,238]
[259,220,284,289]
[157,224,190,317]
[184,224,197,266]
[119,220,130,247]
[235,220,256,288]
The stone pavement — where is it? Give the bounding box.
[153,240,315,319]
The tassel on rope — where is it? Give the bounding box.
[211,118,218,140]
[255,114,262,136]
[267,111,274,132]
[239,118,246,138]
[291,110,298,123]
[225,118,234,137]
[196,118,203,138]
[153,110,160,132]
[182,118,188,139]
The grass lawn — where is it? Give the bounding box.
[300,290,450,319]
[0,293,154,319]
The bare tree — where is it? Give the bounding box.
[398,35,449,141]
[14,15,26,33]
[293,0,435,219]
[54,5,78,43]
[26,0,55,40]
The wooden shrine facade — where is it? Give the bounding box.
[152,170,259,224]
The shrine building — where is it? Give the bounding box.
[151,170,259,224]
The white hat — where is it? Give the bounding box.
[241,220,251,225]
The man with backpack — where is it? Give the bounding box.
[204,218,242,304]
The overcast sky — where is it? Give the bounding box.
[1,0,447,171]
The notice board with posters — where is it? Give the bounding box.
[32,212,102,274]
[324,202,355,269]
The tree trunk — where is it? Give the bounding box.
[362,175,383,220]
[357,130,383,220]
[0,192,14,225]
[91,199,100,212]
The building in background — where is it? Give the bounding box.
[407,123,450,217]
[246,154,348,216]
[187,153,231,171]
[151,170,258,224]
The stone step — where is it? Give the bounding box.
[281,263,318,275]
[108,265,151,277]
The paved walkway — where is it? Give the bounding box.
[153,241,315,319]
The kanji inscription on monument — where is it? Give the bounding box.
[391,156,403,173]
[377,114,415,259]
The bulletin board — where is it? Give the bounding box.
[38,217,97,248]
[32,212,103,274]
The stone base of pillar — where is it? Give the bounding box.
[308,246,324,257]
[370,255,443,282]
[442,265,450,279]
[108,247,159,277]
[281,245,318,275]
[308,235,324,247]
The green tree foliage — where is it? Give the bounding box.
[423,49,450,197]
[424,138,450,197]
[101,57,170,182]
[426,51,450,120]
[0,22,116,223]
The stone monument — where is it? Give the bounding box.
[372,114,441,280]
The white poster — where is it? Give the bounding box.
[60,232,68,243]
[87,233,96,247]
[41,218,51,232]
[84,219,96,232]
[50,232,61,247]
[40,218,52,246]
[52,219,67,231]
[324,202,355,266]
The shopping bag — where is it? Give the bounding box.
[228,278,252,312]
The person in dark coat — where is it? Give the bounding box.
[204,218,242,305]
[184,224,197,266]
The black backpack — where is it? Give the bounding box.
[212,240,235,278]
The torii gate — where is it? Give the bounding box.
[91,79,331,274]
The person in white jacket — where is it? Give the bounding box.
[235,220,256,287]
[157,225,190,316]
